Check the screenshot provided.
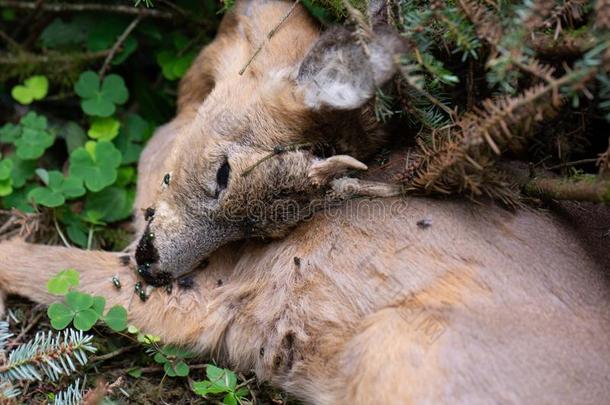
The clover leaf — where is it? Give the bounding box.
[114,114,152,164]
[88,116,120,141]
[153,346,195,377]
[14,112,55,160]
[47,268,80,295]
[47,291,99,331]
[104,305,128,332]
[74,71,129,117]
[11,75,49,105]
[28,170,85,208]
[0,158,13,196]
[0,123,20,143]
[85,186,134,223]
[8,155,36,188]
[156,50,196,81]
[193,365,250,405]
[69,141,122,192]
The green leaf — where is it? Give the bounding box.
[88,117,120,141]
[86,18,138,65]
[28,186,64,207]
[92,296,106,316]
[47,269,80,295]
[156,50,196,81]
[223,394,238,405]
[14,112,55,160]
[66,291,94,311]
[2,185,35,213]
[73,308,99,331]
[0,123,21,143]
[85,186,134,222]
[11,76,49,104]
[127,368,142,378]
[0,178,13,197]
[75,71,128,117]
[114,114,152,164]
[40,18,87,49]
[63,121,88,154]
[207,365,237,391]
[104,305,128,332]
[69,141,122,192]
[0,159,13,180]
[74,71,100,99]
[9,156,36,188]
[102,75,129,104]
[47,303,74,330]
[28,171,85,207]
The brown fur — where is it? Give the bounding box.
[1,1,609,403]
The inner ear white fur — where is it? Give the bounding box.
[296,26,405,111]
[308,155,368,186]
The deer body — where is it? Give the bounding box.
[1,1,609,403]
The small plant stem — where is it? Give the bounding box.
[53,215,71,248]
[239,0,301,75]
[87,225,95,250]
[98,15,143,79]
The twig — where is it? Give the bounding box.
[0,50,110,65]
[90,345,139,363]
[522,176,610,203]
[239,0,302,75]
[241,143,312,177]
[119,364,209,374]
[98,15,142,79]
[0,1,174,19]
[545,158,599,171]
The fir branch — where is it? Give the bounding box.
[0,329,96,382]
[404,66,597,202]
[0,321,10,354]
[541,0,588,35]
[521,0,556,31]
[53,378,84,405]
[0,381,20,400]
[457,0,502,45]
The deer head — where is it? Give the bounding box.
[134,0,406,285]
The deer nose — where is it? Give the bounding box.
[135,230,158,267]
[137,262,172,286]
[135,229,171,286]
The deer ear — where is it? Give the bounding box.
[296,26,405,111]
[308,155,368,186]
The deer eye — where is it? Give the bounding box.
[215,158,230,195]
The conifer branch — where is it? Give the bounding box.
[0,329,96,382]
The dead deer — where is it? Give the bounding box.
[1,1,609,403]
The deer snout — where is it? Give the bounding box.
[135,230,172,286]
